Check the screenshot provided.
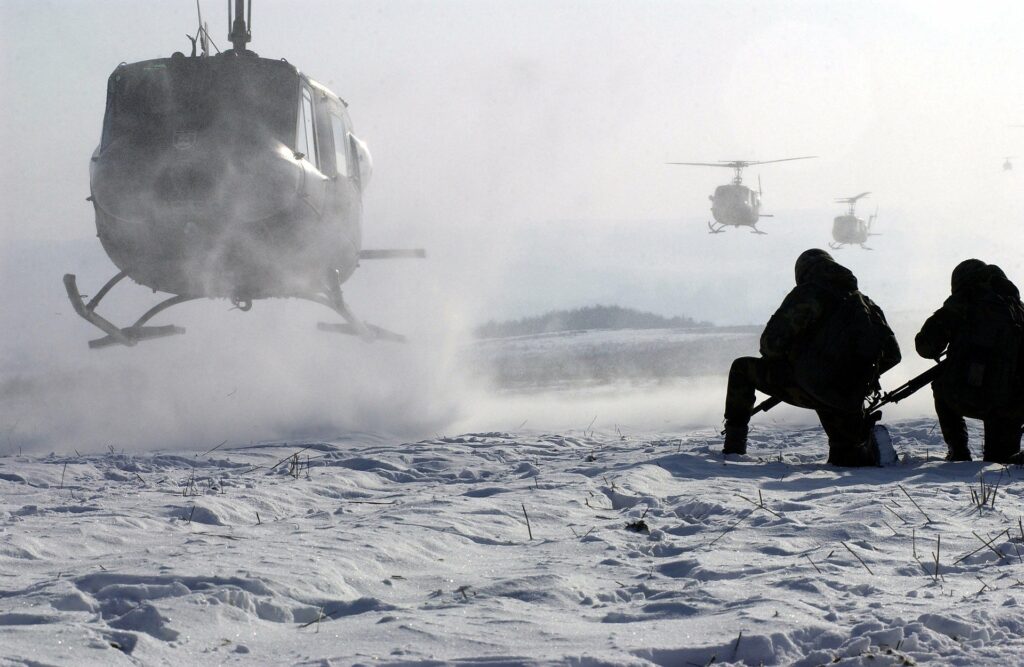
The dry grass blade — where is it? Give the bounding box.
[200,439,228,457]
[882,503,910,525]
[881,520,899,536]
[955,528,1010,564]
[734,491,783,519]
[521,503,533,541]
[841,541,874,575]
[898,484,932,523]
[971,530,1006,561]
[708,508,756,547]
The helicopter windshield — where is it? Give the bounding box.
[101,57,298,151]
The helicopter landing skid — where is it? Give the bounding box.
[317,321,406,342]
[63,273,191,349]
[308,269,406,343]
[707,221,725,234]
[750,227,767,235]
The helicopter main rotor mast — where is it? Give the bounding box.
[834,191,871,216]
[228,0,251,52]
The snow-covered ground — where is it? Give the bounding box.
[3,418,1023,666]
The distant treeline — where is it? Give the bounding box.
[475,305,713,339]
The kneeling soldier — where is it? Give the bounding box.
[915,260,1024,463]
[722,249,901,465]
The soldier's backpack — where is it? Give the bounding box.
[795,290,898,411]
[936,294,1024,416]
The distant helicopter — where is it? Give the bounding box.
[1003,157,1014,171]
[64,0,423,349]
[829,192,878,250]
[666,156,817,234]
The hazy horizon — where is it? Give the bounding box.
[1,1,1022,448]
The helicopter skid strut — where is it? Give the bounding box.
[64,269,407,348]
[310,269,406,343]
[707,221,725,234]
[63,273,190,349]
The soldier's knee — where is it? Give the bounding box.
[729,356,759,378]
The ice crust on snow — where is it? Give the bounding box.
[1,419,1023,665]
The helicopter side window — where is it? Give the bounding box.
[329,114,350,178]
[297,86,318,168]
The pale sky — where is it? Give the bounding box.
[2,0,1023,324]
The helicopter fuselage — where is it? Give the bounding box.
[831,214,869,245]
[709,183,761,227]
[90,52,369,301]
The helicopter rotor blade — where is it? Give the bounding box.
[744,156,818,166]
[834,191,871,204]
[667,155,816,171]
[665,162,740,168]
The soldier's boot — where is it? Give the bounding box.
[827,440,879,467]
[722,423,748,456]
[982,419,1022,464]
[945,445,972,462]
[936,402,970,462]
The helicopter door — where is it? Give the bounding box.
[297,86,319,168]
[296,84,326,213]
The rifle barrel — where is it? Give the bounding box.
[869,362,944,411]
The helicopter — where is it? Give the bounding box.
[666,156,817,234]
[1003,157,1015,171]
[63,0,423,349]
[829,192,878,250]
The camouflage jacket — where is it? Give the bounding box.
[761,259,900,376]
[916,265,1024,361]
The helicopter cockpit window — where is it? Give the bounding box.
[330,114,349,178]
[101,59,297,151]
[297,87,318,168]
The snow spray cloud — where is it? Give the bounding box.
[0,237,465,453]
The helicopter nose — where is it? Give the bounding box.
[155,164,218,203]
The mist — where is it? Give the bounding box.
[2,1,1023,452]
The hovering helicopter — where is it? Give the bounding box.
[666,156,817,234]
[829,192,878,250]
[64,0,423,349]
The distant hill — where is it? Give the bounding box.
[475,305,713,339]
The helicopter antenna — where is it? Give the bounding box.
[228,0,252,52]
[197,1,209,56]
[190,2,222,55]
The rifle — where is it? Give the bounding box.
[867,361,945,412]
[748,361,945,420]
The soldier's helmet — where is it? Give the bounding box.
[795,249,834,285]
[950,259,986,294]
